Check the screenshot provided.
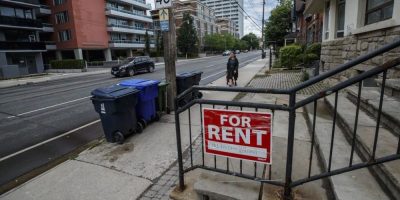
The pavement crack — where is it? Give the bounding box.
[72,158,153,182]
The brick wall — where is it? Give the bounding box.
[321,25,400,79]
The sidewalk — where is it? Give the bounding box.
[0,56,221,89]
[0,58,268,200]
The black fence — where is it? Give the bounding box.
[174,39,400,199]
[0,16,42,28]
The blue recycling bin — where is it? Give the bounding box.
[119,79,161,124]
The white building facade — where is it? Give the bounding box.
[200,0,243,38]
[305,0,400,78]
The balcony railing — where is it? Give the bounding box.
[105,7,151,19]
[0,41,46,51]
[0,16,42,29]
[108,24,148,30]
[7,0,40,6]
[109,40,155,44]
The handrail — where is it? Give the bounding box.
[289,39,400,93]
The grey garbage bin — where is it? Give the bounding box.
[91,85,141,144]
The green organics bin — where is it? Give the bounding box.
[157,81,169,114]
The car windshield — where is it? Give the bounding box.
[121,57,135,64]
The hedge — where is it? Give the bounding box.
[280,45,303,69]
[50,59,85,69]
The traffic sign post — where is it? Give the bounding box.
[202,108,272,164]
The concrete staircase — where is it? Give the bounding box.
[321,85,400,200]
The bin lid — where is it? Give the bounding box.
[91,85,139,99]
[176,72,194,79]
[176,71,203,78]
[119,79,161,90]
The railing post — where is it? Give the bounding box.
[174,98,185,191]
[284,92,296,199]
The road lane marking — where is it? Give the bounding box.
[0,120,101,162]
[7,96,92,119]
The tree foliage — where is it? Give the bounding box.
[204,33,249,52]
[241,33,259,50]
[177,12,198,57]
[264,0,292,47]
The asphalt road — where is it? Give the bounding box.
[0,51,261,189]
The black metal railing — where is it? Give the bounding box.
[0,41,46,51]
[174,39,400,199]
[0,16,43,28]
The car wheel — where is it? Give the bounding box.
[147,65,155,73]
[128,68,135,76]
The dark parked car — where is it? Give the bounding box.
[111,56,155,77]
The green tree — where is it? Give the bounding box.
[145,30,150,56]
[177,12,198,58]
[241,33,259,50]
[264,0,292,47]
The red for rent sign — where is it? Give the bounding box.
[202,108,272,164]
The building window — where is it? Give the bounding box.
[55,11,69,24]
[54,0,66,5]
[0,6,33,19]
[324,2,330,39]
[58,30,71,41]
[365,0,393,25]
[336,0,345,38]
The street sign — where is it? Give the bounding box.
[159,9,169,21]
[160,20,169,32]
[154,0,172,9]
[202,108,272,164]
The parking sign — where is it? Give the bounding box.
[154,0,172,9]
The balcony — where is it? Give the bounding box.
[108,40,155,48]
[0,41,46,52]
[0,16,43,30]
[37,5,51,16]
[304,0,324,15]
[115,0,151,10]
[42,23,54,32]
[107,24,154,35]
[2,0,40,7]
[105,7,152,23]
[45,41,56,50]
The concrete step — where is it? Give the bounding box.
[346,86,400,136]
[304,100,390,200]
[376,78,400,99]
[325,95,400,199]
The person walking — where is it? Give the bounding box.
[226,52,239,86]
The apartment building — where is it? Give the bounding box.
[294,0,323,45]
[175,0,219,50]
[200,0,243,38]
[0,0,47,78]
[151,0,220,51]
[305,0,399,78]
[216,18,236,36]
[52,0,154,61]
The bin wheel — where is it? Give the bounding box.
[147,65,155,73]
[139,119,147,128]
[136,123,144,133]
[128,69,135,76]
[113,131,125,144]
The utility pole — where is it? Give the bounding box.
[261,0,266,57]
[163,7,177,111]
